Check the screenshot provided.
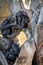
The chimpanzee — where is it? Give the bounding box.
[0,37,20,65]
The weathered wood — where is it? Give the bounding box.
[35,7,43,65]
[14,38,36,65]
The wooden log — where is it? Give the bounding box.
[14,38,36,65]
[35,7,43,65]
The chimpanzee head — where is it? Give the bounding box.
[0,37,20,65]
[16,11,30,29]
[5,42,20,65]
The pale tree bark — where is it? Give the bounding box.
[34,7,43,65]
[14,38,36,65]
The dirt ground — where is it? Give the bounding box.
[0,0,11,24]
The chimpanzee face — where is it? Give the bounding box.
[16,11,30,28]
